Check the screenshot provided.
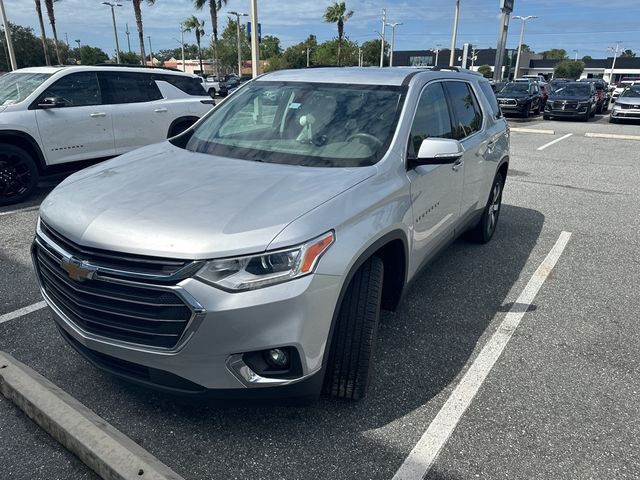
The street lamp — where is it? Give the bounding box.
[431,44,442,66]
[228,11,248,77]
[147,35,153,66]
[512,15,537,79]
[385,21,402,67]
[449,0,460,66]
[573,49,579,61]
[102,2,122,64]
[0,0,17,70]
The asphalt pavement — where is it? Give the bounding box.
[1,111,639,479]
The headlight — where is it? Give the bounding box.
[195,231,335,291]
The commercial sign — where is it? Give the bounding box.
[500,0,514,13]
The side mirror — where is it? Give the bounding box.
[38,97,66,109]
[410,138,464,168]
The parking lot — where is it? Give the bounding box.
[1,110,640,479]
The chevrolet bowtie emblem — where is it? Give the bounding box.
[61,258,97,282]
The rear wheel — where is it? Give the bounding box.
[168,119,196,138]
[0,144,39,206]
[323,256,384,401]
[208,88,216,98]
[468,172,504,244]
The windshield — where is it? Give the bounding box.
[500,83,529,94]
[620,86,640,98]
[551,84,590,97]
[183,81,404,167]
[0,72,52,106]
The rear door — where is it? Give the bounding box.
[33,71,115,165]
[407,81,463,264]
[98,71,170,154]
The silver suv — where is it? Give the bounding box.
[32,67,509,401]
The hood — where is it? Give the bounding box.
[40,142,375,259]
[496,91,529,99]
[0,105,7,113]
[549,94,590,101]
[615,96,640,106]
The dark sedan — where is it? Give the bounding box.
[544,82,598,121]
[495,81,542,117]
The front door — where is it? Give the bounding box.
[34,71,115,165]
[407,81,464,273]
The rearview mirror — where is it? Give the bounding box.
[410,138,464,168]
[38,97,65,109]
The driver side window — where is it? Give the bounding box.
[39,72,102,108]
[408,82,454,157]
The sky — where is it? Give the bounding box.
[2,0,639,59]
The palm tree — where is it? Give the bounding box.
[183,16,205,74]
[131,0,156,65]
[194,0,226,76]
[44,0,61,64]
[323,1,353,66]
[34,0,51,66]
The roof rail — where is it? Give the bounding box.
[93,63,183,72]
[430,66,483,76]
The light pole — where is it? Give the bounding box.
[180,24,186,72]
[608,42,622,84]
[386,21,402,67]
[0,0,16,70]
[102,2,122,64]
[228,11,248,77]
[379,8,386,67]
[512,15,537,80]
[147,35,153,66]
[249,0,259,78]
[125,23,131,52]
[573,49,578,61]
[64,32,69,48]
[449,0,460,66]
[431,44,442,66]
[75,39,81,49]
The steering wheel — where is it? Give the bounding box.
[346,132,383,148]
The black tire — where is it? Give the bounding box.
[582,107,591,122]
[522,103,530,118]
[609,116,617,124]
[323,256,384,401]
[534,103,541,115]
[208,88,216,98]
[596,103,603,114]
[543,114,551,120]
[168,120,195,138]
[590,106,596,118]
[0,143,39,206]
[467,172,504,244]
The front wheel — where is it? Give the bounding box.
[0,144,39,206]
[468,172,504,244]
[323,256,384,401]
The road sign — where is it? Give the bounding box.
[500,0,514,13]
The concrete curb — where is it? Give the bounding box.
[509,128,555,135]
[585,132,640,141]
[0,351,184,480]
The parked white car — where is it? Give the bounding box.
[0,65,215,205]
[611,80,639,103]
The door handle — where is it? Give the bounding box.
[452,158,464,171]
[154,108,168,113]
[89,112,107,118]
[486,140,496,152]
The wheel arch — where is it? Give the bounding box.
[0,130,47,173]
[167,116,200,138]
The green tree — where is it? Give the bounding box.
[360,39,387,66]
[477,64,493,78]
[34,0,51,66]
[0,23,66,68]
[323,2,353,66]
[131,0,156,65]
[216,19,251,74]
[75,45,109,65]
[520,43,533,53]
[582,55,593,62]
[315,38,358,66]
[264,56,286,72]
[621,49,636,57]
[282,35,318,69]
[194,0,227,76]
[541,48,568,60]
[261,35,282,60]
[119,50,142,64]
[183,16,206,73]
[554,60,584,79]
[44,0,62,64]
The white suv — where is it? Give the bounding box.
[0,65,215,205]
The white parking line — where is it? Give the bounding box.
[392,231,572,480]
[537,133,573,151]
[0,302,47,325]
[0,205,40,217]
[585,132,640,141]
[509,128,555,135]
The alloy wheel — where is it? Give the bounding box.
[0,151,34,200]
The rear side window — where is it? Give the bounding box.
[154,74,206,96]
[99,72,163,104]
[445,81,483,140]
[478,81,501,119]
[39,72,101,107]
[408,82,454,156]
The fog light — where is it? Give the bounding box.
[265,348,290,369]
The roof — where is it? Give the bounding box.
[258,67,481,86]
[14,65,198,77]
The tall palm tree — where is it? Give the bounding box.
[323,2,353,66]
[131,0,156,65]
[34,0,51,66]
[44,0,61,64]
[194,0,226,76]
[183,16,205,74]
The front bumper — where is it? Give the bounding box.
[611,107,640,119]
[32,229,343,398]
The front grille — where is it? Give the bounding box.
[552,101,579,110]
[34,232,195,349]
[499,98,517,106]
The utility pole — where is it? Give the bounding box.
[229,11,248,77]
[0,0,17,70]
[449,0,460,66]
[431,44,442,66]
[147,35,153,66]
[102,2,122,65]
[493,0,514,82]
[180,24,186,72]
[512,15,537,79]
[608,42,622,84]
[471,47,479,68]
[75,39,81,49]
[64,32,69,48]
[306,46,311,67]
[125,23,131,52]
[249,0,259,78]
[379,8,386,67]
[386,21,402,67]
[358,47,362,67]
